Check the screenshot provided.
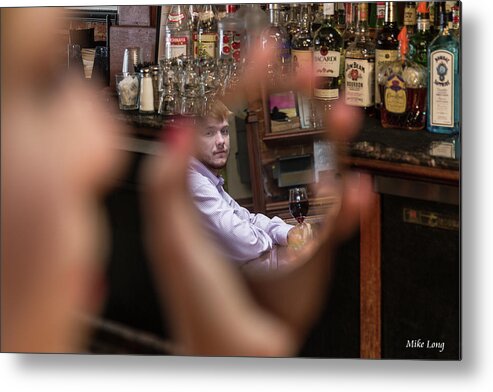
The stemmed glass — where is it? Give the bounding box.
[289,187,309,224]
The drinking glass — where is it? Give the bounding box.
[289,187,309,224]
[115,73,140,110]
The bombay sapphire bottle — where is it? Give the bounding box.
[427,1,460,134]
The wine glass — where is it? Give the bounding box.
[289,187,309,224]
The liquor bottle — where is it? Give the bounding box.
[313,3,343,106]
[404,2,418,37]
[218,5,244,63]
[451,1,460,42]
[427,1,460,134]
[375,2,400,114]
[162,5,192,60]
[188,4,200,33]
[430,1,441,38]
[342,2,357,49]
[285,3,301,44]
[195,5,218,59]
[237,4,269,63]
[336,2,346,32]
[344,3,376,115]
[409,2,434,67]
[291,4,313,88]
[375,2,386,35]
[377,26,427,130]
[311,3,324,35]
[261,3,291,80]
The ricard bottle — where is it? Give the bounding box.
[427,1,460,134]
[313,3,343,106]
[344,3,375,115]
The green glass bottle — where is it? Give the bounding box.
[409,2,434,67]
[427,1,460,134]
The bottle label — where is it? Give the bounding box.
[430,49,455,127]
[195,33,217,58]
[292,49,313,76]
[314,88,339,100]
[375,49,399,105]
[404,7,417,26]
[313,49,341,77]
[169,36,188,58]
[377,3,385,20]
[323,3,334,16]
[168,13,185,23]
[384,74,407,113]
[220,30,242,62]
[345,59,375,107]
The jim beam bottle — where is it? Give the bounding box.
[344,3,375,116]
[375,2,400,114]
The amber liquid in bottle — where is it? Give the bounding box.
[379,85,427,130]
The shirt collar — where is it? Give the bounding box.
[190,157,224,187]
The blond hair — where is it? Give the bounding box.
[207,99,232,123]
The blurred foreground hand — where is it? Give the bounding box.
[141,49,370,356]
[1,8,127,353]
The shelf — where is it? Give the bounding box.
[262,128,327,145]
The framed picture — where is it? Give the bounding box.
[268,90,301,132]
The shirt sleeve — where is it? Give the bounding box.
[248,213,294,246]
[191,183,276,262]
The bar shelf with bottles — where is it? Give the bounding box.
[111,3,460,195]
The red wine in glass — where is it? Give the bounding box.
[289,187,309,224]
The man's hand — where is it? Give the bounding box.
[287,223,313,249]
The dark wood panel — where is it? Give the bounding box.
[360,174,381,359]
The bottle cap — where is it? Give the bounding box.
[417,2,429,14]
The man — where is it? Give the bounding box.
[188,100,296,263]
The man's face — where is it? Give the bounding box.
[195,117,230,173]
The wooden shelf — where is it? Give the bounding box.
[262,128,327,145]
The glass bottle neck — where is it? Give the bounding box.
[299,5,311,31]
[345,3,355,26]
[385,2,398,24]
[226,5,236,14]
[417,13,430,32]
[269,7,281,26]
[357,3,369,31]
